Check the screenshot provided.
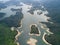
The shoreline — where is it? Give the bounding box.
[15,29,21,45]
[11,27,21,45]
[40,23,53,34]
[15,28,23,45]
[42,32,52,45]
[15,17,24,45]
[15,29,21,41]
[15,6,24,45]
[40,23,53,45]
[15,15,23,45]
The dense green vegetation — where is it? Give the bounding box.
[11,8,21,11]
[0,12,6,18]
[42,22,60,45]
[30,25,39,34]
[0,8,23,45]
[42,1,60,45]
[0,23,17,45]
[0,10,23,27]
[45,34,60,45]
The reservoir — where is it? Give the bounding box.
[17,2,52,45]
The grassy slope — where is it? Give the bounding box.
[0,23,17,45]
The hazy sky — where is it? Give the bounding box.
[0,0,10,1]
[0,0,40,2]
[0,0,10,2]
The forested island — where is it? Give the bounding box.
[30,25,39,34]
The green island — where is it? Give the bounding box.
[30,25,39,34]
[0,23,17,45]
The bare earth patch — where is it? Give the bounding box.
[27,38,37,45]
